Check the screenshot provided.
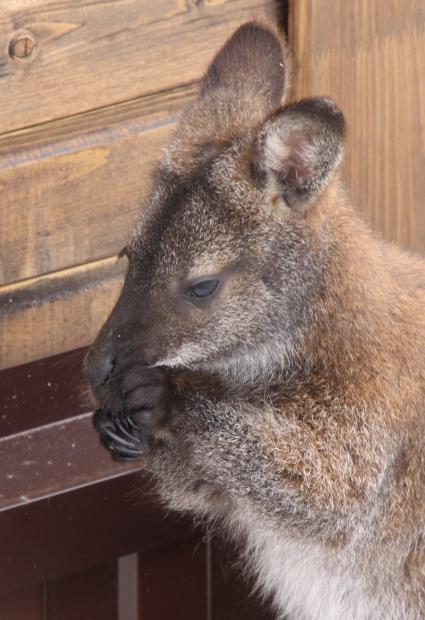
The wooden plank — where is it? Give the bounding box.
[0,85,197,286]
[138,537,207,620]
[0,347,87,438]
[46,563,117,620]
[118,554,138,620]
[0,258,124,368]
[0,0,272,134]
[0,585,44,620]
[288,0,425,253]
[0,410,139,512]
[0,340,135,512]
[0,473,193,596]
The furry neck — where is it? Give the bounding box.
[303,182,425,410]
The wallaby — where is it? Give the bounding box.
[84,22,425,619]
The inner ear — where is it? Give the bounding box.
[272,131,317,191]
[255,98,345,213]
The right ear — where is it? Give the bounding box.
[254,98,345,214]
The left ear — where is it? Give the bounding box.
[254,98,345,213]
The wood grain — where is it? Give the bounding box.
[0,259,124,368]
[0,84,197,285]
[288,0,425,254]
[0,0,272,134]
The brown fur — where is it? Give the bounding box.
[85,22,425,619]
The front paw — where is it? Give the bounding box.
[93,407,151,460]
[93,366,171,461]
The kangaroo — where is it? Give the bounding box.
[84,22,425,619]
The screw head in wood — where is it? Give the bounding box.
[9,34,36,60]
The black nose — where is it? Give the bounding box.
[83,353,114,388]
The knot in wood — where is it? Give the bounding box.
[9,35,36,60]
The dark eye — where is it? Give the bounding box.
[186,279,219,299]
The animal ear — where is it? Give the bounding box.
[255,98,345,213]
[200,21,287,118]
[164,22,289,173]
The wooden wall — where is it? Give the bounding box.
[288,0,425,253]
[1,0,425,369]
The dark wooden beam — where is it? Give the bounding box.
[0,349,194,596]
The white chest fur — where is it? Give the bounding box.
[229,509,378,620]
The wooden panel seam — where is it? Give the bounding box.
[0,82,199,149]
[0,258,126,318]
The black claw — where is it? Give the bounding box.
[126,416,139,430]
[111,452,139,462]
[102,425,139,450]
[111,442,150,460]
[115,417,140,442]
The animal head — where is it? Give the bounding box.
[84,22,345,393]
